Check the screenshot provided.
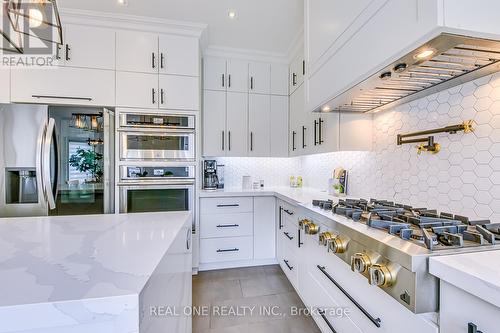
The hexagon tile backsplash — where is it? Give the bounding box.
[218,72,500,221]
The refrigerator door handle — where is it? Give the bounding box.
[36,119,48,204]
[42,118,57,210]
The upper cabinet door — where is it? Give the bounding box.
[289,54,304,94]
[159,75,199,111]
[248,62,270,94]
[64,24,116,70]
[116,30,158,74]
[0,68,10,103]
[226,60,248,93]
[203,90,226,157]
[158,35,199,76]
[226,92,248,157]
[248,94,271,157]
[270,63,289,96]
[203,57,227,91]
[270,96,289,157]
[315,113,339,154]
[116,72,159,109]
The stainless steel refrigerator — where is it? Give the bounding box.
[0,104,115,218]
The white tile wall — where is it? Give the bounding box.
[217,72,500,221]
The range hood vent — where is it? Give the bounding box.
[318,34,500,113]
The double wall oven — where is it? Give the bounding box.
[117,110,196,218]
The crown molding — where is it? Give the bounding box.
[59,8,207,37]
[286,25,304,63]
[203,45,289,64]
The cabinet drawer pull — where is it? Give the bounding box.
[317,265,381,327]
[65,44,71,61]
[55,44,61,60]
[160,52,165,69]
[250,132,253,151]
[292,131,296,151]
[279,206,284,229]
[216,204,240,208]
[216,224,239,228]
[314,119,319,146]
[284,232,293,240]
[222,131,225,151]
[152,88,156,104]
[228,131,231,151]
[302,60,306,76]
[292,73,297,86]
[302,126,307,148]
[32,95,92,101]
[298,228,303,248]
[160,89,165,105]
[284,260,294,271]
[283,209,294,216]
[250,77,254,90]
[319,117,324,144]
[152,52,156,69]
[217,248,239,253]
[318,310,337,333]
[222,74,225,88]
[228,74,231,88]
[468,323,483,333]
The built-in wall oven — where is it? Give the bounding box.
[118,165,195,214]
[118,112,195,161]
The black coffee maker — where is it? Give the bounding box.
[203,160,219,190]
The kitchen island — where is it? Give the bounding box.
[0,212,192,333]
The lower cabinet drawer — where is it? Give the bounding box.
[200,197,253,215]
[279,243,298,288]
[200,236,253,263]
[200,213,253,239]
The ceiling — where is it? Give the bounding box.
[58,0,304,56]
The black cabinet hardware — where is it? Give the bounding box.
[228,131,231,151]
[298,228,303,248]
[250,77,254,90]
[292,73,297,86]
[284,260,294,270]
[65,44,70,61]
[292,131,296,151]
[216,224,239,228]
[284,232,293,240]
[468,323,483,333]
[228,74,231,88]
[55,44,61,60]
[160,53,165,68]
[302,60,306,76]
[283,209,294,216]
[319,118,324,144]
[222,74,225,87]
[216,204,240,207]
[314,119,319,146]
[152,88,156,104]
[302,126,307,148]
[32,95,92,101]
[152,52,156,69]
[279,206,283,229]
[318,310,337,333]
[222,131,225,151]
[160,89,165,104]
[317,265,381,327]
[250,132,254,151]
[217,248,239,253]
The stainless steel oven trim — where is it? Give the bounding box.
[119,165,196,182]
[118,182,194,214]
[119,131,195,161]
[118,112,195,130]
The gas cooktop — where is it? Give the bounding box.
[312,198,499,251]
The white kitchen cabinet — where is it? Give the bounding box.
[0,68,10,103]
[116,30,158,74]
[339,112,373,151]
[158,34,199,76]
[159,75,199,110]
[203,57,226,91]
[439,281,498,333]
[270,63,289,96]
[11,67,115,106]
[226,59,248,93]
[203,90,226,157]
[248,94,271,157]
[289,83,307,156]
[116,72,158,109]
[248,62,270,94]
[61,24,116,70]
[254,197,276,260]
[226,92,248,157]
[270,96,289,157]
[313,113,340,154]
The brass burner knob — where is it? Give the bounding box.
[299,219,311,230]
[319,232,335,246]
[304,221,320,235]
[351,253,373,273]
[368,264,397,287]
[328,236,349,254]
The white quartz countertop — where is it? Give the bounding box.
[0,211,191,308]
[429,250,500,308]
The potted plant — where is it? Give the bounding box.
[69,148,103,183]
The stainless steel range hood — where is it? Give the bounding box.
[318,34,500,113]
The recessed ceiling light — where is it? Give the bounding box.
[321,105,331,112]
[228,10,237,19]
[415,49,435,60]
[117,0,128,6]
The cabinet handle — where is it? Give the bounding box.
[55,44,61,60]
[228,74,231,88]
[216,224,239,228]
[283,209,294,216]
[65,44,70,61]
[292,73,297,86]
[250,77,254,90]
[217,248,239,253]
[317,265,382,327]
[298,228,303,248]
[160,53,165,69]
[319,118,324,144]
[222,74,225,88]
[250,132,253,151]
[318,310,337,333]
[284,232,293,240]
[152,53,156,69]
[302,60,306,76]
[314,119,319,146]
[228,131,231,151]
[292,131,296,151]
[32,95,92,101]
[284,260,294,271]
[302,126,307,148]
[279,206,283,229]
[160,89,165,105]
[152,88,156,104]
[186,228,191,250]
[216,204,239,207]
[468,323,483,333]
[222,131,225,151]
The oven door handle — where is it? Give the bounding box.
[118,180,195,187]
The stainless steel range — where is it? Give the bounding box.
[302,198,500,314]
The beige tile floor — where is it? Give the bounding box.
[193,265,321,333]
